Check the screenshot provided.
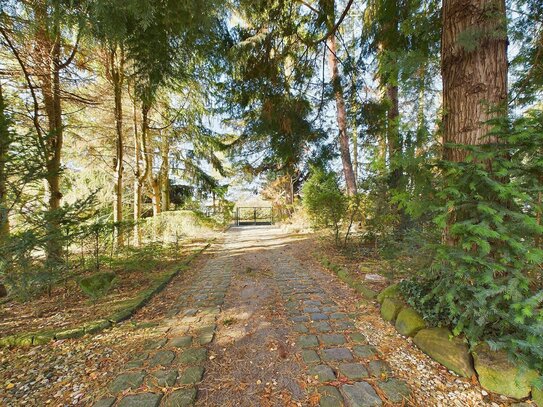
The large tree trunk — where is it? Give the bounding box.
[327,34,357,196]
[442,0,508,162]
[110,45,125,247]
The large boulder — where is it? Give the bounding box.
[380,298,404,322]
[473,343,538,399]
[395,308,426,337]
[377,284,400,304]
[413,328,475,378]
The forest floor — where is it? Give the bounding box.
[0,227,522,406]
[0,239,209,336]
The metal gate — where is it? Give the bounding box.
[235,207,273,226]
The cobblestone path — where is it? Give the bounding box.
[93,226,411,407]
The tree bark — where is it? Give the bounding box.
[0,82,10,245]
[327,34,357,196]
[442,0,508,162]
[132,97,142,246]
[386,83,402,189]
[159,132,170,212]
[40,18,64,264]
[151,176,161,216]
[109,45,125,247]
[0,84,8,296]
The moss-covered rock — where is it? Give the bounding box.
[55,328,85,340]
[532,386,543,406]
[32,333,54,345]
[413,328,475,378]
[84,319,112,334]
[376,284,400,304]
[473,343,538,399]
[109,307,135,323]
[380,298,404,322]
[0,334,34,347]
[395,308,425,336]
[353,283,378,299]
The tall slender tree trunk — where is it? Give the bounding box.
[132,97,142,246]
[327,34,357,196]
[110,45,125,247]
[386,83,402,188]
[151,177,161,216]
[0,83,10,245]
[160,132,170,212]
[442,0,508,162]
[41,27,64,264]
[0,84,9,298]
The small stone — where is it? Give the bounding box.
[319,385,344,407]
[342,381,382,407]
[145,338,168,350]
[124,360,144,369]
[293,323,309,333]
[93,398,116,407]
[178,348,207,364]
[352,345,376,359]
[330,312,347,320]
[183,309,198,316]
[309,365,336,382]
[378,379,411,403]
[149,350,175,367]
[197,325,216,345]
[170,336,192,348]
[368,360,391,378]
[302,350,321,364]
[151,369,178,387]
[350,333,368,344]
[314,322,332,332]
[292,315,310,322]
[109,371,146,394]
[338,363,369,380]
[298,335,319,348]
[304,307,321,313]
[333,320,355,330]
[319,334,346,346]
[178,366,205,384]
[321,348,354,362]
[311,313,329,321]
[117,393,162,407]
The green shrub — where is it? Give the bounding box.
[402,112,543,373]
[78,272,116,302]
[302,167,347,244]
